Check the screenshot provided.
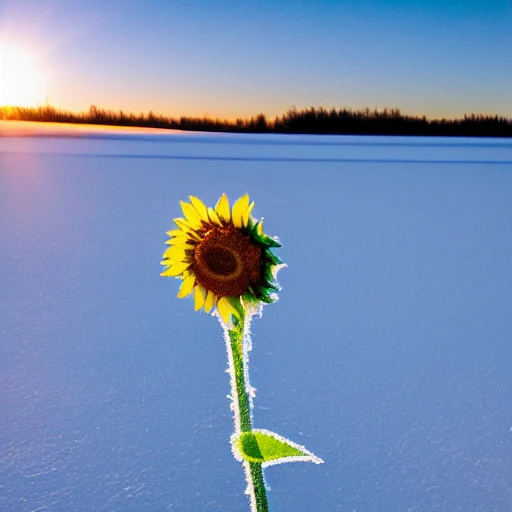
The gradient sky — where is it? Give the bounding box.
[0,0,511,119]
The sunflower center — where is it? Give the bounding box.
[193,226,261,297]
[202,245,241,277]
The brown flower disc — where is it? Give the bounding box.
[193,226,261,297]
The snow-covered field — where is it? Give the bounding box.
[1,121,511,511]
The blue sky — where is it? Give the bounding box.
[0,0,510,119]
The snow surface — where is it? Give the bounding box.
[1,121,512,512]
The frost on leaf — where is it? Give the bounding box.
[233,429,323,468]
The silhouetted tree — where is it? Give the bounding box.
[1,104,510,137]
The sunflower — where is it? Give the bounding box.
[161,193,282,323]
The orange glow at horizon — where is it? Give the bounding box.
[0,42,47,107]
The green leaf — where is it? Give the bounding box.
[233,429,323,466]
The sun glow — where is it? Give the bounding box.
[0,43,46,107]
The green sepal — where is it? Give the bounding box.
[247,221,281,249]
[264,249,282,266]
[242,288,260,307]
[233,429,323,466]
[258,288,274,304]
[257,232,281,249]
[226,296,245,320]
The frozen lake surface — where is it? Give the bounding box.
[1,121,512,511]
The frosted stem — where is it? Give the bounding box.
[223,313,269,512]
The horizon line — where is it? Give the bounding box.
[1,102,511,124]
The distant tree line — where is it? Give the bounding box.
[1,104,511,137]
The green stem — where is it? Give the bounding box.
[227,314,269,512]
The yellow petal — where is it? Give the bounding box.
[194,286,206,311]
[207,207,222,226]
[169,241,196,251]
[166,229,185,238]
[160,261,191,277]
[167,229,201,242]
[189,196,209,221]
[173,217,194,232]
[180,201,203,230]
[243,201,255,227]
[185,229,202,242]
[177,274,196,298]
[168,234,192,243]
[226,296,242,320]
[231,194,250,229]
[204,290,216,313]
[257,219,264,236]
[163,246,190,261]
[216,296,232,324]
[215,193,230,223]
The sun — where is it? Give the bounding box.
[0,42,46,107]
